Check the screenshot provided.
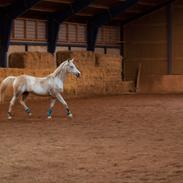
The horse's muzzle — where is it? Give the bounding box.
[76,73,80,78]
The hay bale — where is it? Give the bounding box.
[56,51,72,65]
[56,51,96,67]
[95,53,122,69]
[9,52,56,69]
[63,65,106,98]
[56,51,97,97]
[56,51,125,97]
[96,53,122,82]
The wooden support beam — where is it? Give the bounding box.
[167,2,173,74]
[86,22,98,51]
[89,4,109,10]
[76,12,93,17]
[47,0,94,53]
[0,0,41,67]
[44,0,72,4]
[31,7,56,12]
[120,25,125,80]
[47,19,59,53]
[138,2,156,6]
[126,9,142,14]
[0,17,12,67]
[87,0,138,51]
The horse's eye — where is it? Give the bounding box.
[70,66,74,69]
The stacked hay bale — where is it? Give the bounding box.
[56,50,95,66]
[57,51,104,97]
[56,51,133,97]
[95,53,122,94]
[9,52,56,69]
[95,53,133,94]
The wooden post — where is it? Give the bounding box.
[167,2,173,75]
[135,63,142,92]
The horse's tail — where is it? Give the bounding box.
[0,76,16,103]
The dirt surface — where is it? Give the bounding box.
[0,94,183,183]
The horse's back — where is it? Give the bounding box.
[15,75,44,85]
[14,75,50,95]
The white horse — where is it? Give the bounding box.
[0,59,80,119]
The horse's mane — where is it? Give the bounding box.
[52,60,68,77]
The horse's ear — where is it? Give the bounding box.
[68,58,74,63]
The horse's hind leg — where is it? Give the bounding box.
[8,85,23,119]
[8,95,18,119]
[19,92,32,116]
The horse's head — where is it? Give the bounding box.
[66,59,81,78]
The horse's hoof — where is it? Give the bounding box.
[67,113,73,119]
[48,116,52,119]
[8,116,12,120]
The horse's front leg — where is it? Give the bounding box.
[47,97,57,119]
[55,93,72,118]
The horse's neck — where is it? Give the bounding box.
[51,63,68,83]
[55,70,67,83]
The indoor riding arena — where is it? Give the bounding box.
[0,0,183,183]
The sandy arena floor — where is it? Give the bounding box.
[0,94,183,183]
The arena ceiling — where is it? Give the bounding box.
[0,0,174,25]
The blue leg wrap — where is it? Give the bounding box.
[25,108,31,113]
[48,108,52,117]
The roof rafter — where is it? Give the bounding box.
[43,0,109,10]
[138,2,156,6]
[50,0,94,22]
[122,0,175,25]
[5,0,41,18]
[89,4,109,10]
[44,0,71,4]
